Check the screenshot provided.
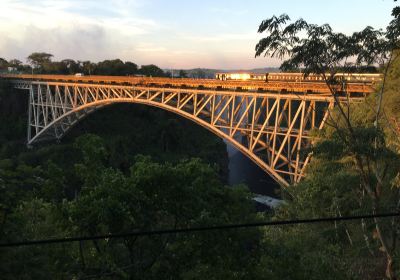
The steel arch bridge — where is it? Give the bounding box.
[3,75,374,186]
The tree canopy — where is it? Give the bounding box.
[255,2,400,279]
[27,52,53,72]
[255,12,398,77]
[139,64,166,77]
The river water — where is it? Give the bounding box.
[226,142,279,198]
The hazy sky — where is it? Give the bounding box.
[0,0,396,69]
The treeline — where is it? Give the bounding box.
[0,52,191,77]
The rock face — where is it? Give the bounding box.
[253,195,283,209]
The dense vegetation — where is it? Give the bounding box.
[0,78,273,278]
[0,54,221,78]
[1,56,399,279]
[255,2,400,279]
[0,2,399,278]
[1,53,168,77]
[262,52,400,280]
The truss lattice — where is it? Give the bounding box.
[12,80,340,186]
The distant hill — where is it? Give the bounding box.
[219,67,279,74]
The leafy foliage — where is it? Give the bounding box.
[256,2,400,279]
[255,9,398,77]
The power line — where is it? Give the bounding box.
[0,212,398,248]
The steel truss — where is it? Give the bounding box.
[13,81,339,186]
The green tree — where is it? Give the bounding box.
[123,61,139,75]
[81,60,95,75]
[0,58,8,70]
[7,59,25,72]
[100,59,123,75]
[62,141,262,279]
[139,64,165,77]
[0,198,73,279]
[255,3,400,278]
[60,59,81,74]
[27,52,53,73]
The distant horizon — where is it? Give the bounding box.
[2,52,280,71]
[4,53,281,71]
[0,0,396,69]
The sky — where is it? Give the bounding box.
[0,0,396,69]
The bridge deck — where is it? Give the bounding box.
[0,74,377,95]
[0,74,376,186]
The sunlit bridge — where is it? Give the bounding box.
[0,73,378,186]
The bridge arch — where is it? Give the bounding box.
[21,81,334,186]
[31,97,291,186]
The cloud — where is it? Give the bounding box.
[0,24,112,61]
[0,0,157,33]
[0,0,159,61]
[0,0,280,69]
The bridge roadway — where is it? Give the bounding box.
[0,74,375,187]
[1,74,376,95]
